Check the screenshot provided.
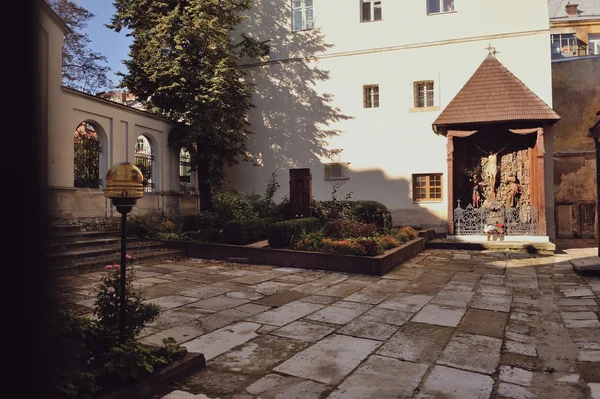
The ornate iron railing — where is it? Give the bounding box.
[454,200,539,236]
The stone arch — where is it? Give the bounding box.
[73,120,108,188]
[134,134,159,192]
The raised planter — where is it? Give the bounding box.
[163,229,434,275]
[100,352,206,399]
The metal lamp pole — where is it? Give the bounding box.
[104,162,144,345]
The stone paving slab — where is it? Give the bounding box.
[246,301,325,326]
[377,292,433,313]
[327,355,428,399]
[183,322,261,360]
[377,322,454,362]
[437,332,502,375]
[272,321,336,342]
[273,334,381,385]
[244,374,330,399]
[458,308,509,339]
[412,304,467,327]
[304,305,366,325]
[416,365,494,399]
[472,292,512,312]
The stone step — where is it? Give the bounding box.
[49,249,186,277]
[46,241,165,264]
[50,224,85,234]
[426,239,555,255]
[48,231,121,243]
[46,236,139,253]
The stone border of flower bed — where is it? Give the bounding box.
[163,229,435,276]
[100,351,206,399]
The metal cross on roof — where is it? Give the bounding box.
[485,44,500,57]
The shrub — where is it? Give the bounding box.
[277,195,292,219]
[377,235,400,250]
[268,217,322,248]
[223,217,282,245]
[94,265,160,345]
[354,237,384,256]
[180,212,220,232]
[312,184,355,223]
[392,226,418,243]
[182,229,223,243]
[321,238,365,256]
[212,190,259,226]
[323,219,378,239]
[293,230,325,251]
[352,200,392,230]
[128,213,176,239]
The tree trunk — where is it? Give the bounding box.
[197,146,212,211]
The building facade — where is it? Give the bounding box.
[39,1,199,221]
[549,0,600,59]
[230,0,558,237]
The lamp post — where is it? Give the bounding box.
[104,162,144,344]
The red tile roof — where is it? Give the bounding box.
[433,55,561,128]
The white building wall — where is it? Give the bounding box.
[229,0,554,232]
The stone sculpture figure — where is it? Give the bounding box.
[471,176,483,208]
[474,141,512,201]
[506,173,522,208]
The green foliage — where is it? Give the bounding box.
[323,220,378,239]
[211,190,259,226]
[94,266,160,345]
[293,230,325,251]
[180,212,220,233]
[128,213,176,239]
[377,236,401,250]
[223,217,282,245]
[312,184,355,223]
[391,226,418,243]
[50,311,187,398]
[268,217,322,248]
[277,196,292,219]
[108,0,270,194]
[351,200,393,230]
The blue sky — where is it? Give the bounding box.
[74,0,132,88]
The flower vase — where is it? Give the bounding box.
[487,234,491,241]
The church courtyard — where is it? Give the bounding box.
[54,245,600,399]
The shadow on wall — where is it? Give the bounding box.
[228,0,353,192]
[321,168,447,233]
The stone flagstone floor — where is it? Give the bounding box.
[54,247,600,399]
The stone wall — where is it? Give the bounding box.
[552,57,600,238]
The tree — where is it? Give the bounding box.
[48,0,112,94]
[108,0,269,210]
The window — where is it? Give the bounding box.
[413,173,442,201]
[362,1,382,22]
[414,81,434,108]
[135,135,154,192]
[363,85,379,108]
[179,148,195,194]
[427,0,454,14]
[292,0,314,32]
[550,33,588,58]
[324,162,350,180]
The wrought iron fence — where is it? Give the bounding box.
[454,199,539,236]
[74,134,102,189]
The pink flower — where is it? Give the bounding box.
[107,287,115,293]
[126,254,132,260]
[105,265,113,270]
[113,264,120,269]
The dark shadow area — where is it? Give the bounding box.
[229,0,353,190]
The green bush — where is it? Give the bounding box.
[182,229,224,243]
[323,219,378,239]
[351,200,392,230]
[180,212,220,232]
[128,213,176,239]
[268,217,322,248]
[223,217,282,245]
[212,190,259,226]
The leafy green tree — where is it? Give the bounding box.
[108,0,269,210]
[48,0,112,94]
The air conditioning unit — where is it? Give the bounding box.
[324,162,350,180]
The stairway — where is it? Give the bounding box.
[47,224,185,277]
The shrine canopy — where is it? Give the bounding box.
[432,54,561,136]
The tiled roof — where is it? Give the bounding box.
[432,55,561,128]
[548,0,600,20]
